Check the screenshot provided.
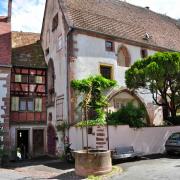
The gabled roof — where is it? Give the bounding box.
[12,31,47,69]
[0,16,11,66]
[57,0,180,52]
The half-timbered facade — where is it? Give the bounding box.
[10,32,47,157]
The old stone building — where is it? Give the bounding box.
[41,0,180,154]
[10,32,47,157]
[0,0,12,151]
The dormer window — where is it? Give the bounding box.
[141,49,148,58]
[105,40,114,52]
[52,13,58,32]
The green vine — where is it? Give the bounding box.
[71,75,117,124]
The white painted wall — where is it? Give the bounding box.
[69,125,180,155]
[41,0,68,124]
[72,34,163,124]
[41,0,69,153]
[0,74,8,124]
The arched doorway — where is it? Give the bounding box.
[47,124,56,155]
[108,89,151,125]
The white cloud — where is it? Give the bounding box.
[11,0,45,33]
[126,0,180,19]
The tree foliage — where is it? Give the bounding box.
[125,52,180,119]
[107,102,146,128]
[71,75,117,123]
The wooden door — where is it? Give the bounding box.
[33,129,44,156]
[47,125,56,155]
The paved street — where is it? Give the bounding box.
[0,156,180,179]
[113,156,180,180]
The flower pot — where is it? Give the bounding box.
[75,149,112,177]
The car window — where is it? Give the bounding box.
[169,133,180,140]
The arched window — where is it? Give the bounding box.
[48,59,55,105]
[117,45,131,67]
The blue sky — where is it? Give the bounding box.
[0,0,180,33]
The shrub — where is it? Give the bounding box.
[107,102,147,128]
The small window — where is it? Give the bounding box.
[141,49,148,58]
[52,13,58,31]
[15,75,21,82]
[11,97,19,111]
[36,76,43,84]
[57,35,63,50]
[35,98,42,112]
[45,48,49,56]
[100,65,113,80]
[21,75,28,83]
[19,99,27,111]
[19,98,34,111]
[29,75,36,84]
[105,40,114,52]
[27,99,34,111]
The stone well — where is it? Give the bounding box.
[75,149,112,177]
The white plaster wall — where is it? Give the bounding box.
[73,34,162,124]
[0,74,8,124]
[41,0,68,123]
[74,33,157,89]
[41,0,69,152]
[69,126,180,155]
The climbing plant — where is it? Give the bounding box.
[71,75,117,125]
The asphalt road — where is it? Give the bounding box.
[113,157,180,180]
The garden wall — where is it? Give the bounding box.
[69,125,180,155]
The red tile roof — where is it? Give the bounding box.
[0,16,11,65]
[59,0,180,51]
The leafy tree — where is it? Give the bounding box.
[125,52,180,120]
[107,102,146,128]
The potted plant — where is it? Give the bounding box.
[71,75,116,177]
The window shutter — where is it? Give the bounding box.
[11,97,19,111]
[15,75,22,82]
[36,76,43,84]
[35,98,42,112]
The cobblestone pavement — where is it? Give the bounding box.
[0,159,85,180]
[1,156,180,180]
[112,156,180,180]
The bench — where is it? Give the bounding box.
[112,146,143,159]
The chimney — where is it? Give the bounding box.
[8,0,12,22]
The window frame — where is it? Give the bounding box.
[99,63,114,80]
[19,98,34,112]
[105,40,114,52]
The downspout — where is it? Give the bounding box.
[66,27,73,140]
